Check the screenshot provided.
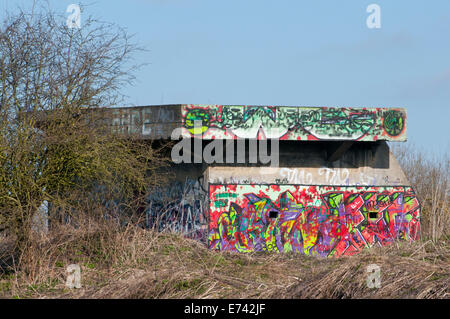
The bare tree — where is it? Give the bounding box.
[0,3,168,252]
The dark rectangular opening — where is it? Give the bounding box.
[369,211,378,219]
[269,211,278,219]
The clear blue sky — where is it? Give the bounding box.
[2,0,449,154]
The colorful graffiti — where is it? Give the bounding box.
[182,105,406,141]
[208,185,420,256]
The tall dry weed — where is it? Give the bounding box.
[392,142,449,241]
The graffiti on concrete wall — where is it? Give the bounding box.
[208,184,420,256]
[145,178,208,240]
[110,106,178,137]
[182,105,406,141]
[105,104,406,141]
[280,168,313,184]
[207,166,404,186]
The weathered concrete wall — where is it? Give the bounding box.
[107,105,181,139]
[145,175,208,241]
[105,104,407,141]
[100,104,418,257]
[205,144,407,185]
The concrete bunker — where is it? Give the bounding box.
[106,104,420,257]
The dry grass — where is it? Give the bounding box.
[392,142,449,241]
[0,218,448,299]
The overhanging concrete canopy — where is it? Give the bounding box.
[104,104,407,142]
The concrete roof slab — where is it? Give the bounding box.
[105,104,407,142]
